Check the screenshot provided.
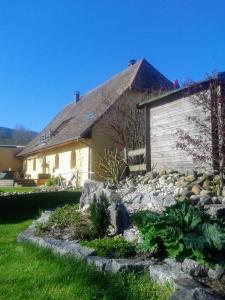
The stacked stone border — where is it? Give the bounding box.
[17,212,223,300]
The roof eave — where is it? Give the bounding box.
[16,135,82,157]
[137,80,212,109]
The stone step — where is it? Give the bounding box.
[0,180,14,187]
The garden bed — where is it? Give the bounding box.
[18,193,225,299]
[18,210,224,299]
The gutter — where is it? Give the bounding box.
[16,135,83,157]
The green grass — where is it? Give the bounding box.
[0,193,173,300]
[0,186,37,193]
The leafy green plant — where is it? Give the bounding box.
[132,202,225,263]
[89,193,111,238]
[81,237,136,258]
[46,177,59,186]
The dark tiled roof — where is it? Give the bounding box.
[18,59,173,156]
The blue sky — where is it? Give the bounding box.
[0,0,224,132]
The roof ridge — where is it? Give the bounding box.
[74,60,142,100]
[128,58,145,88]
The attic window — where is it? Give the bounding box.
[84,111,94,121]
[40,130,54,142]
[53,117,73,135]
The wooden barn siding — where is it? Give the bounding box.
[149,95,211,171]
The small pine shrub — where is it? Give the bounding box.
[89,193,111,238]
[81,237,136,258]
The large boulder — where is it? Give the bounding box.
[79,180,120,210]
[79,180,104,209]
[108,202,130,234]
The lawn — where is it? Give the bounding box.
[0,191,172,300]
[0,186,37,193]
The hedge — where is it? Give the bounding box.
[0,191,81,221]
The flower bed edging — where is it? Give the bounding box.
[17,223,153,273]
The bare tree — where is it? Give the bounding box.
[99,89,158,151]
[11,124,37,145]
[176,75,225,195]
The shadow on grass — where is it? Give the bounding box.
[16,242,171,300]
[0,191,81,223]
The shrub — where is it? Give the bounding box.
[133,202,225,263]
[46,177,59,186]
[89,193,111,238]
[97,148,126,183]
[81,237,136,258]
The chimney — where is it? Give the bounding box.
[128,59,137,66]
[75,91,80,103]
[173,79,180,89]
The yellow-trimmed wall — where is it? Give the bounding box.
[0,146,23,172]
[23,139,91,186]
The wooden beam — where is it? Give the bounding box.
[129,164,146,172]
[128,148,146,157]
[145,106,151,171]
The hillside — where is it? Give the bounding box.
[0,126,38,146]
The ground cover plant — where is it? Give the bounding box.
[0,192,172,300]
[81,237,136,258]
[132,201,225,264]
[35,203,96,240]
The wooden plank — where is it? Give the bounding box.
[149,94,211,171]
[129,164,146,172]
[145,106,151,171]
[128,148,146,157]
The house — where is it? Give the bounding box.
[17,59,173,185]
[0,145,24,173]
[137,72,225,172]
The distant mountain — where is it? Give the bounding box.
[0,126,38,146]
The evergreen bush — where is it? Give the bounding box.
[89,192,111,238]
